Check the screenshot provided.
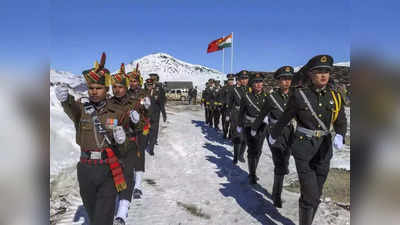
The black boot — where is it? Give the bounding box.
[272,175,284,208]
[248,158,257,184]
[299,205,314,225]
[233,144,239,164]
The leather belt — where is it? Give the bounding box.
[296,126,329,138]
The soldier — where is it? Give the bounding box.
[269,55,347,225]
[227,70,251,164]
[251,66,296,207]
[205,79,217,127]
[221,74,235,139]
[54,53,139,225]
[127,68,151,200]
[146,73,167,155]
[212,80,222,130]
[109,64,149,225]
[237,73,267,184]
[201,82,210,122]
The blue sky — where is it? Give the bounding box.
[49,0,350,74]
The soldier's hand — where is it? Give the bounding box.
[55,85,68,102]
[113,126,126,144]
[236,126,242,133]
[225,116,230,122]
[163,115,167,122]
[143,96,151,109]
[268,135,276,145]
[130,110,140,124]
[250,129,257,137]
[263,116,269,124]
[333,134,344,150]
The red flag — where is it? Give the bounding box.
[207,37,224,53]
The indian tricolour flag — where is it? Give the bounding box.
[207,33,233,53]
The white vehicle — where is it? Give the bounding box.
[166,88,189,101]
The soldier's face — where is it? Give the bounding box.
[253,81,263,92]
[228,80,234,86]
[88,83,107,103]
[240,78,249,86]
[279,77,292,89]
[130,79,139,88]
[311,68,330,87]
[112,83,127,98]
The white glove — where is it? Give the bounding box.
[226,116,230,121]
[263,116,269,124]
[333,134,344,150]
[55,85,68,102]
[268,135,276,145]
[143,96,151,109]
[251,129,257,136]
[113,126,126,144]
[129,110,140,124]
[236,126,242,133]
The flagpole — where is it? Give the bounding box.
[222,47,225,74]
[231,32,233,73]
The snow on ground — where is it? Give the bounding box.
[51,104,349,225]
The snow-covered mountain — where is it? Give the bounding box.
[51,53,225,91]
[123,53,224,90]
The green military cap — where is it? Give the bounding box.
[274,66,295,79]
[250,73,264,84]
[307,54,334,71]
[236,70,249,79]
[226,73,235,80]
[208,78,215,83]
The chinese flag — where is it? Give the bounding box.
[207,37,223,53]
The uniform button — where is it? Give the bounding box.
[300,136,303,140]
[319,103,322,107]
[318,124,321,128]
[318,114,322,117]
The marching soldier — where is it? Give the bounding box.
[201,82,210,123]
[237,73,267,184]
[109,64,149,225]
[205,79,217,127]
[213,80,222,130]
[252,66,296,207]
[146,73,167,155]
[227,70,250,164]
[127,66,151,200]
[269,55,347,225]
[221,74,235,139]
[54,53,138,225]
[192,86,198,105]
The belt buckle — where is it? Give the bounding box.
[314,130,322,138]
[90,151,102,160]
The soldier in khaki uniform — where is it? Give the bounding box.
[270,55,347,225]
[55,53,139,225]
[109,64,150,225]
[126,67,151,200]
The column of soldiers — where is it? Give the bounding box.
[54,52,167,225]
[201,54,347,225]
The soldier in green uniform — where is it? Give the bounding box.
[252,66,296,207]
[126,68,151,200]
[55,53,139,225]
[269,55,347,225]
[237,73,267,184]
[227,70,251,164]
[212,80,223,131]
[109,64,148,225]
